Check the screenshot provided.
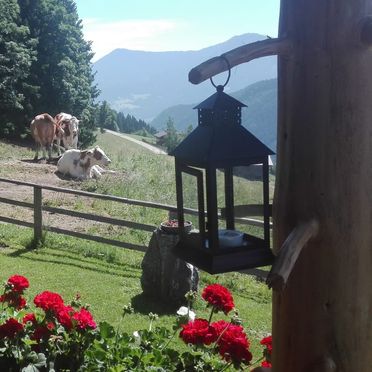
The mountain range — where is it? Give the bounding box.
[93,33,277,122]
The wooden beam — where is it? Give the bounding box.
[188,37,292,85]
[266,219,319,291]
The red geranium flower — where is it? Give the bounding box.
[34,291,64,312]
[202,284,235,314]
[32,326,51,341]
[30,322,55,341]
[211,319,231,336]
[260,334,272,366]
[23,313,37,325]
[54,304,75,330]
[72,308,96,330]
[260,335,272,352]
[0,292,27,310]
[0,318,24,338]
[216,323,252,364]
[180,318,218,345]
[7,275,29,293]
[262,360,272,368]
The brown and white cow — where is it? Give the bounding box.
[30,113,64,161]
[57,146,112,179]
[54,112,80,150]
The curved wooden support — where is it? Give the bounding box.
[188,37,292,85]
[266,219,319,291]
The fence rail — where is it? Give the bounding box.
[0,177,269,258]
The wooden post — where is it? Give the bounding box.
[272,1,372,370]
[33,186,42,244]
[187,3,372,368]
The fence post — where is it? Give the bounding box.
[34,186,42,244]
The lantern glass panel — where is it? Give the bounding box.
[233,165,265,239]
[182,172,199,210]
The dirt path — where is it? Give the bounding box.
[104,130,167,155]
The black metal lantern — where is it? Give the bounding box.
[170,78,275,274]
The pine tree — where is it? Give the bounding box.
[164,117,179,153]
[0,0,36,137]
[97,101,119,132]
[18,0,99,145]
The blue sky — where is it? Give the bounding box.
[75,0,280,61]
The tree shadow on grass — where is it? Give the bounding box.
[6,245,142,273]
[131,293,180,316]
[7,242,141,272]
[5,247,140,280]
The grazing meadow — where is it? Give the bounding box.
[0,132,272,358]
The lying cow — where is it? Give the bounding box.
[30,113,64,161]
[57,146,111,179]
[54,112,80,150]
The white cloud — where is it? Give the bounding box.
[82,18,180,61]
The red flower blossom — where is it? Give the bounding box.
[0,292,27,309]
[46,322,55,331]
[30,322,55,341]
[7,275,29,293]
[201,284,235,314]
[0,318,24,338]
[211,319,231,335]
[216,324,252,364]
[54,304,75,330]
[32,326,51,341]
[34,291,64,312]
[180,318,218,345]
[262,360,272,368]
[23,313,37,325]
[260,335,272,352]
[260,335,272,366]
[72,308,96,330]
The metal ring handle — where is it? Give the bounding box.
[210,55,231,88]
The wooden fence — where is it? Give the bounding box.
[0,177,269,257]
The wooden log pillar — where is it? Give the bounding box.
[273,0,372,370]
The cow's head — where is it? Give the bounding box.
[92,146,111,166]
[55,113,79,138]
[70,116,80,138]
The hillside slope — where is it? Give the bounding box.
[151,79,277,151]
[93,33,277,121]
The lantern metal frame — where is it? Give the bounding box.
[171,83,275,274]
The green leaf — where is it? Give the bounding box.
[99,321,116,339]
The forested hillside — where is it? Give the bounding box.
[0,0,97,145]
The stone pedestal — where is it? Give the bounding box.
[141,228,199,306]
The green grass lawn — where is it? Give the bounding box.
[0,223,271,359]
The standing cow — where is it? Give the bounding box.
[30,113,64,161]
[54,112,80,150]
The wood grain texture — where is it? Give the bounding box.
[272,0,372,370]
[188,38,292,85]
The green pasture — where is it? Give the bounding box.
[0,133,273,359]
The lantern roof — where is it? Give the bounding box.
[194,85,247,110]
[172,123,273,167]
[171,86,274,168]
